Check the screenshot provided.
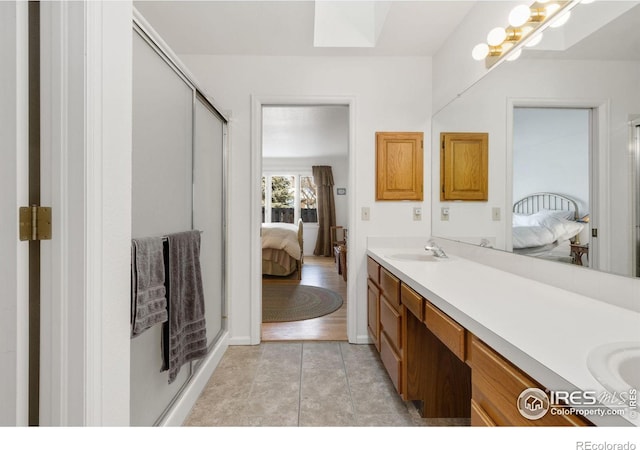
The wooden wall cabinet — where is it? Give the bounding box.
[440,132,488,201]
[376,132,423,201]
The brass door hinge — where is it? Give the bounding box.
[19,206,52,241]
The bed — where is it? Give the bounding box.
[262,218,304,279]
[512,193,585,263]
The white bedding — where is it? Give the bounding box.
[512,211,583,249]
[261,223,301,260]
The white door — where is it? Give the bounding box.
[0,1,30,426]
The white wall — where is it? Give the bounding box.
[513,107,590,214]
[180,55,432,343]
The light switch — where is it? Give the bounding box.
[413,207,422,221]
[441,207,450,221]
[361,207,370,221]
[492,207,501,221]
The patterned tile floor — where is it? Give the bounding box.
[184,342,470,427]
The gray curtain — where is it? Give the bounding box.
[313,166,336,256]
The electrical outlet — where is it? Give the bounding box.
[492,207,501,221]
[413,207,422,221]
[441,207,450,221]
[361,207,370,221]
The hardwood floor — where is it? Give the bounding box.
[261,255,347,341]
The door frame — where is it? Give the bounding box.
[631,117,640,277]
[249,96,357,344]
[38,1,132,425]
[506,98,609,271]
[0,0,30,426]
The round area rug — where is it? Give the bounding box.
[262,284,343,323]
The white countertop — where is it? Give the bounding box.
[367,246,640,427]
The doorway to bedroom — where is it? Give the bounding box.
[512,107,592,267]
[260,104,350,341]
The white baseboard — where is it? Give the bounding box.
[354,334,373,345]
[157,331,229,426]
[227,335,254,346]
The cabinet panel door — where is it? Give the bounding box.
[441,132,488,201]
[376,132,423,201]
[367,279,380,351]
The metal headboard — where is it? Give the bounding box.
[513,192,579,220]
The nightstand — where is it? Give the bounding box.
[570,243,589,266]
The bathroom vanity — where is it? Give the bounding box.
[367,242,639,427]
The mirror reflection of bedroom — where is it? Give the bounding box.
[512,107,592,267]
[260,105,349,341]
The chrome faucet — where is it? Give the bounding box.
[425,240,448,258]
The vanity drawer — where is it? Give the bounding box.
[470,336,591,427]
[424,301,465,361]
[380,332,402,395]
[367,257,380,285]
[471,399,496,426]
[380,297,402,352]
[401,283,424,321]
[380,267,400,310]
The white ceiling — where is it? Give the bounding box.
[262,105,349,158]
[134,1,478,159]
[134,0,477,57]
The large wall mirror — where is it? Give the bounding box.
[431,0,640,279]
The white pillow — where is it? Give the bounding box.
[537,214,584,242]
[513,212,544,227]
[539,208,576,221]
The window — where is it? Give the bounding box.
[262,173,317,223]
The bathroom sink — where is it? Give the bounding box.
[587,342,640,393]
[386,253,438,262]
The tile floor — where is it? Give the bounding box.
[184,341,470,427]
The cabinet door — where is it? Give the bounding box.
[367,279,380,351]
[440,132,488,201]
[376,132,423,201]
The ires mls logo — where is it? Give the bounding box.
[517,388,550,420]
[517,387,636,421]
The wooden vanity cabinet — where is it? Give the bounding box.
[469,336,592,427]
[366,258,406,397]
[367,256,595,426]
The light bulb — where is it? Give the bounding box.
[487,27,507,46]
[509,5,531,27]
[537,0,550,3]
[550,11,571,28]
[472,43,489,61]
[546,3,561,16]
[507,48,522,62]
[525,32,543,47]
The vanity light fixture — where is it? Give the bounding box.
[471,0,584,69]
